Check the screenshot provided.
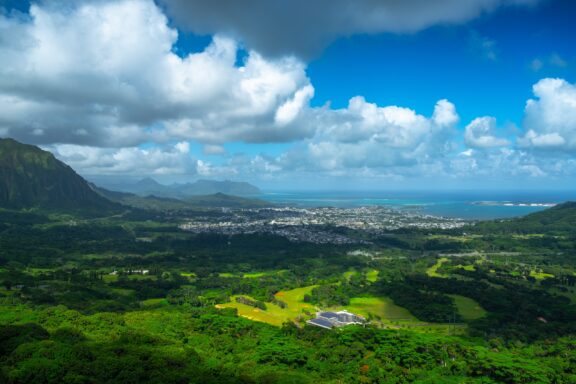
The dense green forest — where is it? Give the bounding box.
[0,202,575,383]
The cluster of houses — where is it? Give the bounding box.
[307,310,366,329]
[109,269,149,275]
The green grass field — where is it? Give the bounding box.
[529,270,554,280]
[275,285,317,310]
[218,287,470,335]
[366,269,379,282]
[216,285,318,326]
[448,294,487,321]
[342,269,378,282]
[102,274,118,283]
[343,270,359,281]
[426,258,448,278]
[140,298,169,307]
[339,296,416,321]
[332,296,467,335]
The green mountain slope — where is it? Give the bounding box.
[473,201,576,234]
[0,138,117,211]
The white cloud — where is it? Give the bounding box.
[464,117,509,148]
[433,99,460,127]
[47,142,198,175]
[521,78,576,150]
[275,85,315,126]
[2,0,574,185]
[520,130,566,148]
[0,0,313,147]
[278,97,459,172]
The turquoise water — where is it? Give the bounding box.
[258,190,575,220]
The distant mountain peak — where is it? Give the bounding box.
[135,177,162,187]
[180,179,261,196]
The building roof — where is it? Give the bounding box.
[318,311,339,319]
[307,318,334,329]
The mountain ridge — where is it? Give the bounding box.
[103,177,261,198]
[0,138,118,212]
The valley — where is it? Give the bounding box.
[0,139,575,383]
[1,199,576,383]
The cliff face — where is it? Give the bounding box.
[0,138,116,211]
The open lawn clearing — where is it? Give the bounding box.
[331,296,467,335]
[426,258,448,278]
[140,298,169,307]
[102,275,118,283]
[426,235,474,243]
[448,294,487,321]
[338,296,416,321]
[127,274,157,281]
[343,269,378,282]
[217,297,291,326]
[529,270,554,280]
[217,285,318,326]
[343,270,359,281]
[366,269,379,282]
[275,285,318,310]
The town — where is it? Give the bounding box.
[179,206,467,244]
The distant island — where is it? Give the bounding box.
[471,201,557,207]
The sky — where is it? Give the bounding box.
[0,0,575,190]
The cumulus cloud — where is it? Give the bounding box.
[278,98,459,172]
[161,0,539,58]
[0,0,314,147]
[47,141,198,176]
[448,148,553,179]
[464,117,510,148]
[2,0,574,185]
[520,78,576,150]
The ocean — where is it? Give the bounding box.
[258,190,576,220]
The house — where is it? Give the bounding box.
[307,310,366,329]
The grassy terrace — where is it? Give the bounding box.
[216,285,318,326]
[426,257,449,278]
[342,268,379,282]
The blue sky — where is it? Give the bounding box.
[306,0,575,123]
[0,0,575,190]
